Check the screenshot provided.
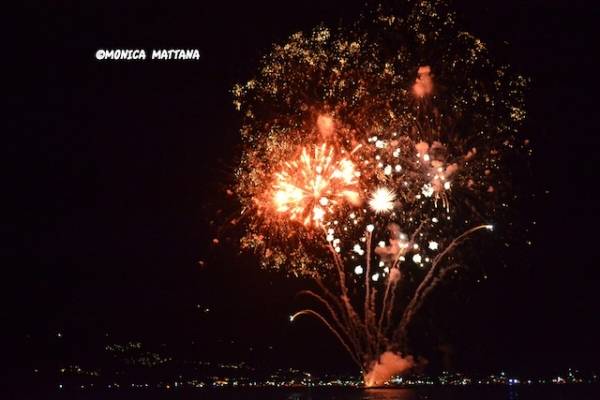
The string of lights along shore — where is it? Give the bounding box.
[230,0,529,387]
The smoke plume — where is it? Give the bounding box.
[363,351,415,386]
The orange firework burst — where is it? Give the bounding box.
[268,143,361,227]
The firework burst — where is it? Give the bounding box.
[369,187,396,214]
[231,0,528,386]
[265,143,361,227]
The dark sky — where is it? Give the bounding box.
[7,0,599,377]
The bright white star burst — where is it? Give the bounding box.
[368,187,396,214]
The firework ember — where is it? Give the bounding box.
[232,0,528,386]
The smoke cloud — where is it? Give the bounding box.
[363,351,415,386]
[317,114,335,138]
[415,141,429,155]
[413,66,433,97]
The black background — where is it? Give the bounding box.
[7,0,599,379]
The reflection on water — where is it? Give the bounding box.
[279,385,600,400]
[361,388,417,400]
[284,388,417,400]
[38,385,600,400]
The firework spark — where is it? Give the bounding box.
[369,187,396,214]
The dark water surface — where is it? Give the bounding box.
[37,385,600,400]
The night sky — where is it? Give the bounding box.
[8,0,599,378]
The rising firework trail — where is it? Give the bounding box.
[231,0,528,386]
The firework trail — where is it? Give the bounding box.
[231,0,528,386]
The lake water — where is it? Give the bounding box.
[36,385,600,400]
